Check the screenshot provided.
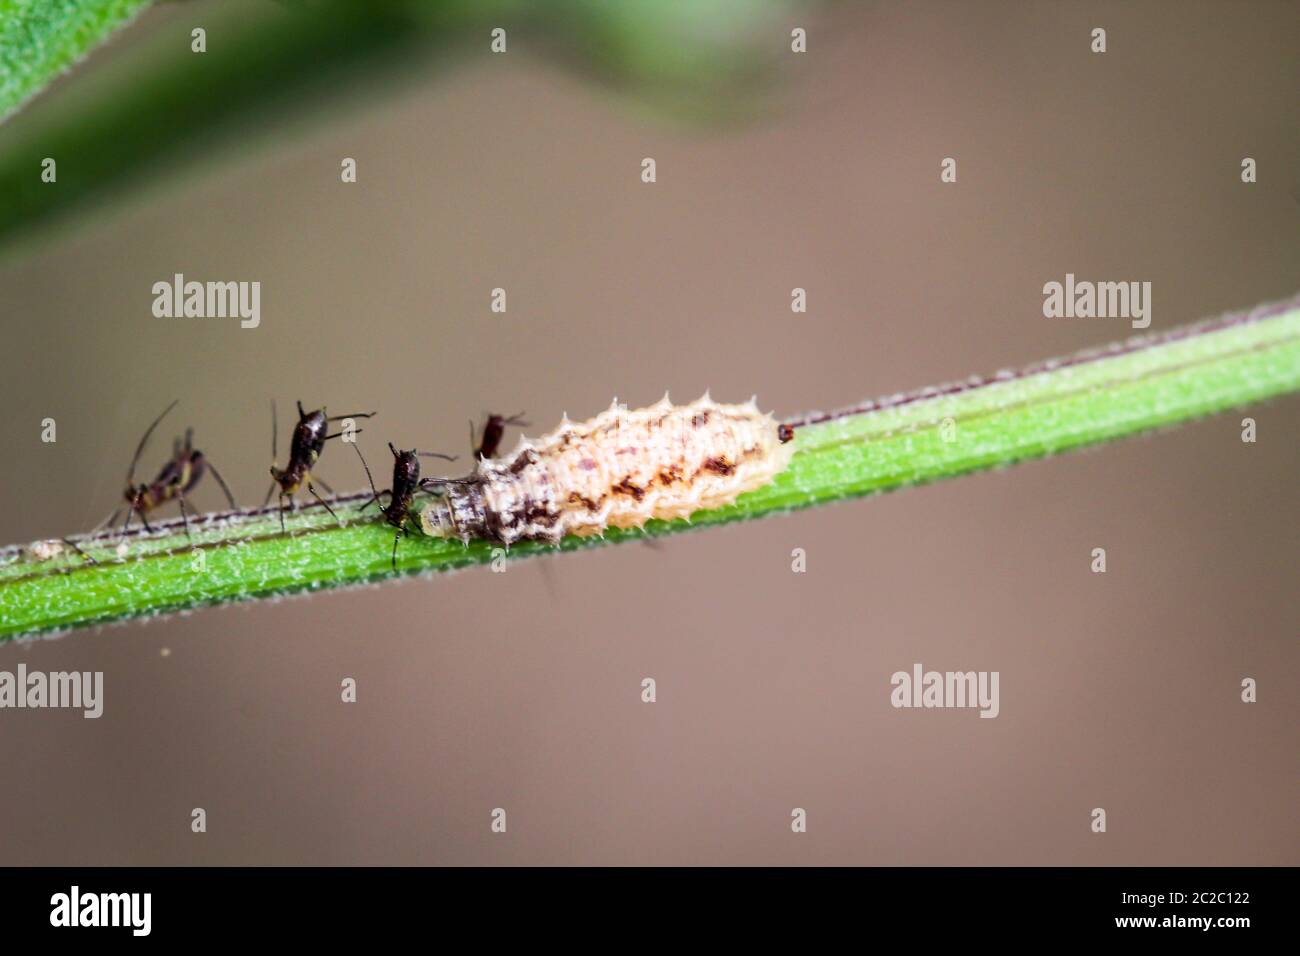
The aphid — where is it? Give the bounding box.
[353,442,457,569]
[111,400,237,539]
[420,393,795,546]
[265,401,375,531]
[471,412,529,460]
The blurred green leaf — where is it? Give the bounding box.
[0,0,153,121]
[0,0,799,255]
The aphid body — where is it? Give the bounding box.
[420,394,794,545]
[473,412,528,461]
[115,400,236,537]
[355,442,457,568]
[266,401,374,529]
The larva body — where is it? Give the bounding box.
[420,395,794,545]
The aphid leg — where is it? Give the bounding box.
[208,461,237,510]
[323,429,363,442]
[140,511,155,534]
[177,493,193,543]
[391,531,401,571]
[325,411,376,422]
[96,508,122,534]
[313,475,335,495]
[418,476,475,489]
[121,508,134,536]
[308,482,341,525]
[61,537,97,566]
[278,494,288,534]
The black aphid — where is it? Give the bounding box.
[471,412,528,460]
[265,400,375,532]
[354,442,457,569]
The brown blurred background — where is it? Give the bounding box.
[0,1,1296,865]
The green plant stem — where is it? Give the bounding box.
[2,294,1298,641]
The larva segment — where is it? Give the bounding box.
[420,395,794,545]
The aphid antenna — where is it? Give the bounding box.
[352,442,386,512]
[127,399,179,487]
[323,428,364,441]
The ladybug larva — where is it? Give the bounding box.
[419,394,795,545]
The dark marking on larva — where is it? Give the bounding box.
[525,506,560,527]
[778,423,795,443]
[691,411,711,428]
[701,456,735,476]
[568,491,603,511]
[612,478,645,500]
